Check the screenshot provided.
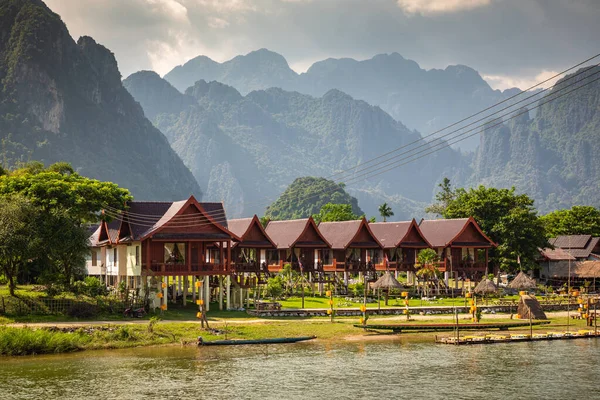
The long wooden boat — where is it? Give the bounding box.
[354,321,550,333]
[198,336,316,346]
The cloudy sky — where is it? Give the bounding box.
[45,0,600,90]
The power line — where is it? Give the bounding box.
[100,58,600,228]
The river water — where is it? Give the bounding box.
[2,338,599,399]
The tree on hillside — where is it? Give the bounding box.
[443,185,548,272]
[0,196,41,296]
[265,177,363,220]
[425,177,455,216]
[0,162,132,223]
[312,203,361,224]
[540,206,600,237]
[378,202,394,222]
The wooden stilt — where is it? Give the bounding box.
[192,276,197,303]
[219,276,224,311]
[183,276,188,306]
[226,275,231,310]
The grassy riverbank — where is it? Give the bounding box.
[1,314,593,356]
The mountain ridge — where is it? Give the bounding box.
[0,0,201,200]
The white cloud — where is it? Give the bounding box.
[483,69,562,91]
[146,0,190,23]
[397,0,491,16]
[208,17,230,28]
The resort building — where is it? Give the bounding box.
[94,196,240,309]
[418,217,497,282]
[317,218,384,282]
[264,217,332,274]
[539,235,600,288]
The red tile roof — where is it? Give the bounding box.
[265,217,330,249]
[227,216,275,248]
[419,217,496,248]
[105,196,234,243]
[318,219,382,250]
[370,219,431,249]
[419,218,470,248]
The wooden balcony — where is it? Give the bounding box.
[145,262,229,276]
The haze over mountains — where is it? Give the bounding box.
[124,72,467,219]
[164,49,525,151]
[0,0,200,200]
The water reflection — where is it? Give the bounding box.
[2,339,600,400]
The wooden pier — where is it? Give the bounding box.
[354,321,551,333]
[436,330,600,345]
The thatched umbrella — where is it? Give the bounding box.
[508,271,537,290]
[372,271,403,306]
[474,277,498,296]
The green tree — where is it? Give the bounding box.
[540,206,600,237]
[444,186,547,272]
[416,249,440,296]
[0,195,41,295]
[378,202,394,222]
[0,162,131,223]
[425,177,455,215]
[313,203,361,224]
[39,210,90,288]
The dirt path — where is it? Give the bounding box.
[4,311,577,328]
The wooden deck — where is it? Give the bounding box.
[354,321,551,333]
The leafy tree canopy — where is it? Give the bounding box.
[540,206,600,237]
[443,184,548,272]
[312,203,362,224]
[0,161,132,223]
[0,195,42,295]
[265,177,363,221]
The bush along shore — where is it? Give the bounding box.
[0,314,591,356]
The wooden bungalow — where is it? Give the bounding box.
[98,196,240,281]
[227,216,276,275]
[317,218,383,275]
[264,217,332,273]
[418,217,497,281]
[369,219,431,273]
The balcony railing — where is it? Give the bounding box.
[146,263,228,275]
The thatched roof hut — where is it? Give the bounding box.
[508,271,537,290]
[474,277,498,295]
[372,271,403,290]
[517,295,548,320]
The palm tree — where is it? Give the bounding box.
[378,203,394,222]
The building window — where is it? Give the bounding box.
[91,250,97,266]
[113,248,117,265]
[164,243,186,264]
[135,246,140,266]
[266,250,279,264]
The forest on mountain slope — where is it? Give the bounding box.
[0,0,201,201]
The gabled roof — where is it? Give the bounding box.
[550,235,592,249]
[369,219,431,249]
[97,219,120,245]
[105,196,237,243]
[419,217,496,248]
[265,217,331,250]
[318,218,382,250]
[549,235,600,259]
[227,215,275,248]
[539,247,576,261]
[88,224,101,247]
